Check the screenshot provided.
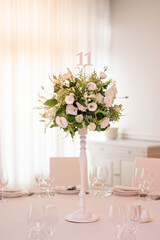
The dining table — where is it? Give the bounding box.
[0,191,160,240]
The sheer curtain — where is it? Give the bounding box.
[0,0,111,189]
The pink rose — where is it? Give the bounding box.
[66,104,77,115]
[100,117,109,129]
[105,86,117,99]
[87,102,97,112]
[104,96,113,108]
[87,82,97,91]
[61,72,72,80]
[76,102,87,112]
[100,71,107,79]
[65,95,74,104]
[56,116,68,128]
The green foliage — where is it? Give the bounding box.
[44,99,58,107]
[38,66,126,139]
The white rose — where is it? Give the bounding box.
[100,71,107,79]
[88,122,96,131]
[56,116,68,128]
[76,102,87,112]
[61,72,72,80]
[65,95,74,104]
[95,93,104,103]
[66,104,77,115]
[100,117,109,129]
[75,114,83,123]
[87,82,97,91]
[87,102,97,112]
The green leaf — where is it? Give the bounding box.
[78,100,87,107]
[44,99,58,107]
[54,84,60,93]
[75,123,83,128]
[96,112,104,120]
[50,124,57,128]
[68,115,75,122]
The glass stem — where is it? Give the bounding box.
[1,187,4,201]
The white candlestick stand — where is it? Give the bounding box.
[65,127,99,223]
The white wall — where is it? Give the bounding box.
[110,0,160,141]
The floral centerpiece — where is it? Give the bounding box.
[39,67,124,138]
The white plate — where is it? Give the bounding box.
[113,191,138,196]
[55,186,80,195]
[0,191,33,198]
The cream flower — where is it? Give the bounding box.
[104,86,117,108]
[105,86,117,99]
[87,102,97,112]
[104,96,113,108]
[61,72,72,80]
[100,71,107,79]
[44,108,56,119]
[65,95,74,104]
[100,117,109,129]
[66,104,77,115]
[76,102,87,112]
[95,93,104,103]
[88,122,96,131]
[75,114,83,123]
[56,116,68,128]
[87,82,97,91]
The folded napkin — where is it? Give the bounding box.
[113,185,138,193]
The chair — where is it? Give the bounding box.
[50,157,81,186]
[132,157,160,190]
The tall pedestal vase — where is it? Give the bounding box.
[65,127,99,223]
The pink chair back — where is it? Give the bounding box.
[50,157,80,186]
[132,157,160,190]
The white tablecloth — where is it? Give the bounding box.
[0,193,160,240]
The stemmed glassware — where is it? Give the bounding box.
[134,167,146,197]
[108,205,125,239]
[89,165,108,197]
[89,166,97,197]
[27,203,46,240]
[0,161,8,202]
[124,205,140,240]
[45,205,58,239]
[95,166,108,197]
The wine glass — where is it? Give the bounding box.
[89,166,97,197]
[108,205,125,239]
[28,228,50,240]
[45,205,58,239]
[27,203,46,238]
[95,166,108,197]
[44,174,55,197]
[124,205,140,239]
[0,161,8,202]
[134,167,146,197]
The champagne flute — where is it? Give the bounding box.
[96,166,108,197]
[45,205,58,239]
[0,161,8,202]
[27,204,45,239]
[108,205,125,239]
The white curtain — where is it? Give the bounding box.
[0,0,111,189]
